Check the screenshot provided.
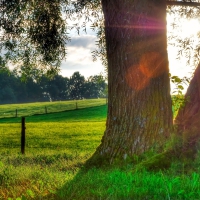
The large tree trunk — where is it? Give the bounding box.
[91,0,173,164]
[175,63,200,133]
[174,63,200,157]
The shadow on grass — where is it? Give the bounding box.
[33,169,136,200]
[28,150,200,200]
[29,154,137,200]
[30,157,113,200]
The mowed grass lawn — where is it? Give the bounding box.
[0,100,200,199]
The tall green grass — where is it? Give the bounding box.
[58,168,200,200]
[0,105,107,199]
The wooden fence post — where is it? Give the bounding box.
[16,109,18,117]
[21,117,26,154]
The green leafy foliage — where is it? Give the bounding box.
[0,0,69,75]
[170,74,190,116]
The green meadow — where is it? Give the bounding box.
[0,99,106,119]
[0,99,200,199]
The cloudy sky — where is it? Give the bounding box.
[61,34,105,78]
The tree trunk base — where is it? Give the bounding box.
[85,133,199,171]
[134,134,199,172]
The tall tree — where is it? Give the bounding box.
[89,0,173,164]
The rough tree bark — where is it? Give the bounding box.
[174,63,200,157]
[90,0,173,164]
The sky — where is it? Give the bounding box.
[60,17,105,79]
[61,34,105,78]
[167,17,200,77]
[60,14,200,92]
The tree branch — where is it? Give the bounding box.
[166,1,200,6]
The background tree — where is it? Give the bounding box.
[0,67,106,104]
[0,70,17,104]
[69,71,86,100]
[84,75,107,99]
[0,86,16,104]
[39,75,70,101]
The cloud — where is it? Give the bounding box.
[61,34,104,78]
[67,35,97,49]
[61,58,104,78]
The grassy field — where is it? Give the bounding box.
[0,98,106,119]
[1,100,200,199]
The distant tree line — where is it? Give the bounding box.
[0,70,107,104]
